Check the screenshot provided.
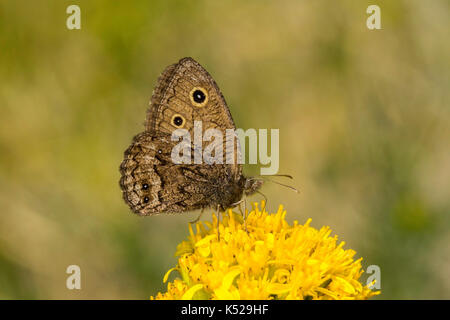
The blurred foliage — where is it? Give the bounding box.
[0,0,449,299]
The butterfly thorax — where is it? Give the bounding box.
[210,175,263,211]
[243,178,264,197]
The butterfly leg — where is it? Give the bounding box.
[230,199,244,218]
[236,200,248,233]
[237,201,243,216]
[238,200,246,221]
[216,204,221,241]
[256,190,267,212]
[189,208,205,224]
[243,196,248,233]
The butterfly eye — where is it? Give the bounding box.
[143,196,150,203]
[171,114,185,128]
[142,183,149,190]
[189,87,208,107]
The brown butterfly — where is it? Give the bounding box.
[119,57,263,215]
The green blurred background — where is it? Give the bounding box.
[0,0,449,299]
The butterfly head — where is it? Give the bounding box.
[243,177,264,196]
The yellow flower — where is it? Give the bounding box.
[151,202,380,300]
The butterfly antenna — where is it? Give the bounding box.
[258,174,294,179]
[261,176,299,193]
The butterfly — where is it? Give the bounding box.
[119,57,263,215]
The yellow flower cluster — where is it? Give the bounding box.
[151,202,379,300]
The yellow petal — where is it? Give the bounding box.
[181,284,204,300]
[163,267,178,283]
[222,268,241,290]
[195,234,216,257]
[267,283,291,295]
[334,276,356,294]
[175,241,194,256]
[214,287,240,300]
